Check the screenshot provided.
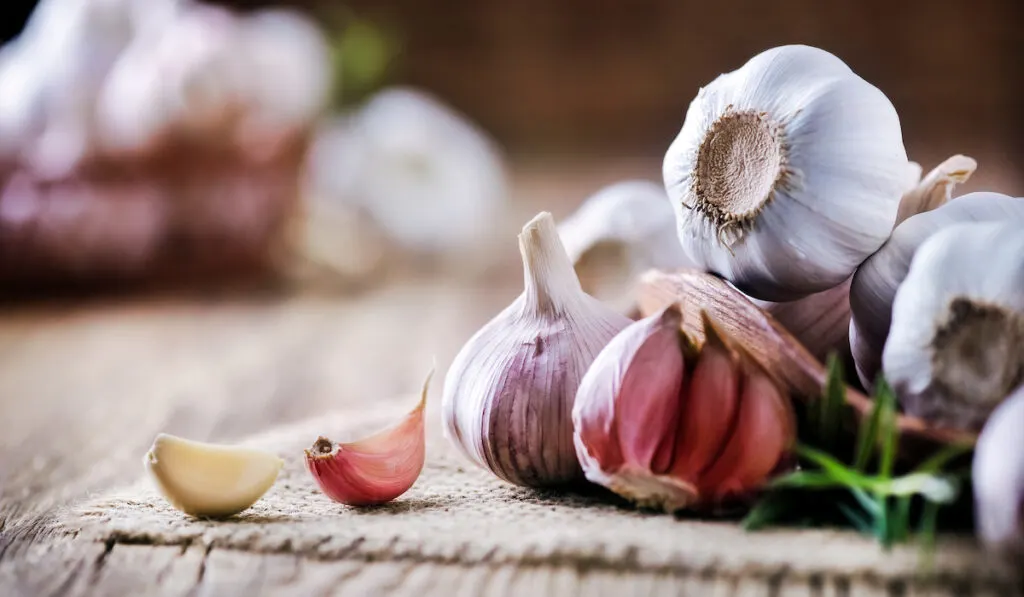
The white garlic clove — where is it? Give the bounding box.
[850,191,1024,389]
[309,87,508,253]
[973,384,1024,558]
[442,212,631,487]
[557,180,695,307]
[882,222,1024,430]
[663,44,912,301]
[144,433,284,518]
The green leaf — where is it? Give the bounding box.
[740,493,791,531]
[837,501,874,535]
[874,378,899,480]
[853,377,887,472]
[818,353,847,453]
[913,443,973,475]
[892,495,912,543]
[768,470,845,490]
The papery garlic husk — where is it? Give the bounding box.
[663,44,914,301]
[573,305,795,512]
[851,192,1024,389]
[305,369,431,506]
[747,155,977,363]
[883,222,1024,430]
[144,433,284,518]
[442,212,632,487]
[973,383,1024,558]
[305,87,508,254]
[558,180,696,309]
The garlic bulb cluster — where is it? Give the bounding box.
[663,44,914,301]
[0,0,330,173]
[557,180,695,307]
[850,192,1024,389]
[573,306,794,512]
[882,222,1024,430]
[973,383,1024,558]
[442,212,631,487]
[305,87,508,253]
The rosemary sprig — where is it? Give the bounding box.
[743,356,972,548]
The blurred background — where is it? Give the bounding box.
[0,0,1021,296]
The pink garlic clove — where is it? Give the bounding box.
[305,370,431,506]
[668,318,740,482]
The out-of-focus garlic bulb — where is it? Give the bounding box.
[973,384,1024,559]
[883,222,1024,430]
[305,87,508,253]
[663,44,914,301]
[557,180,695,307]
[850,192,1024,389]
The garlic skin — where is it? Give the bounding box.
[306,87,508,253]
[973,384,1024,558]
[144,433,283,518]
[573,306,795,512]
[883,222,1024,430]
[850,192,1024,389]
[663,44,913,301]
[442,212,631,487]
[557,180,695,306]
[305,370,430,506]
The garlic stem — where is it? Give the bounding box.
[520,212,584,316]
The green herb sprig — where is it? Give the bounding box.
[743,355,972,548]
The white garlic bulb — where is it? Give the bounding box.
[850,192,1024,389]
[442,212,631,487]
[307,87,508,253]
[663,44,913,301]
[557,180,695,307]
[883,222,1024,430]
[973,383,1024,558]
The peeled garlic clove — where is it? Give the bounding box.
[144,433,283,518]
[883,222,1024,430]
[894,154,977,225]
[851,191,1024,389]
[573,305,795,512]
[443,212,631,487]
[663,44,912,301]
[305,370,431,506]
[973,384,1024,558]
[558,180,695,306]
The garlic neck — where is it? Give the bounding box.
[519,212,585,316]
[931,297,1024,412]
[693,110,789,240]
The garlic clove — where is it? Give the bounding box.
[443,212,631,487]
[882,222,1024,430]
[144,433,284,518]
[894,154,978,226]
[664,44,911,301]
[697,354,794,501]
[557,180,695,309]
[850,191,1024,390]
[667,318,740,481]
[744,278,853,363]
[574,304,795,513]
[305,369,431,506]
[635,269,977,460]
[973,383,1024,558]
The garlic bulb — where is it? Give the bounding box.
[557,180,695,307]
[850,192,1024,389]
[883,222,1024,430]
[306,87,508,253]
[973,383,1024,558]
[573,305,794,512]
[442,212,631,487]
[747,155,976,362]
[663,44,913,301]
